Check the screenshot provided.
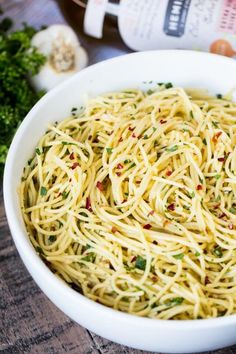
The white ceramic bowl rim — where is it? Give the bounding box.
[4,50,236,332]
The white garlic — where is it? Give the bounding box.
[31,24,88,91]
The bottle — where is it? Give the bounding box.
[69,0,236,58]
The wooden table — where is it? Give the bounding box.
[0,1,236,353]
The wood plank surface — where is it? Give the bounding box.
[0,1,236,353]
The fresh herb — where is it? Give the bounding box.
[213,246,223,257]
[48,235,56,243]
[165,82,173,89]
[28,158,33,166]
[82,252,96,263]
[189,191,195,198]
[135,255,146,270]
[229,207,236,214]
[35,147,41,155]
[166,145,178,152]
[215,174,221,180]
[143,134,148,139]
[216,94,222,99]
[0,18,46,174]
[62,141,77,146]
[124,159,131,164]
[62,190,70,199]
[173,253,184,260]
[183,205,190,210]
[106,147,113,154]
[79,211,88,218]
[202,138,207,145]
[212,121,219,128]
[195,251,200,257]
[190,110,194,119]
[153,127,157,132]
[166,297,184,306]
[40,186,47,196]
[43,146,51,153]
[127,162,136,170]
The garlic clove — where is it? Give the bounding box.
[31,24,88,91]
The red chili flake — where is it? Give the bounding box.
[117,163,123,169]
[111,226,118,233]
[218,157,225,162]
[57,192,61,197]
[122,199,127,203]
[166,170,172,176]
[136,180,141,184]
[143,224,152,230]
[160,119,167,124]
[196,184,203,190]
[118,136,123,142]
[219,213,226,219]
[153,240,158,245]
[205,276,211,285]
[69,152,75,160]
[131,255,137,262]
[148,210,155,216]
[212,131,222,143]
[69,178,72,182]
[132,133,136,138]
[128,126,135,131]
[213,203,220,210]
[116,172,121,177]
[96,181,103,191]
[229,223,234,230]
[71,162,79,170]
[167,203,175,211]
[151,276,158,282]
[86,197,92,212]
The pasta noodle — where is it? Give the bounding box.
[20,85,236,320]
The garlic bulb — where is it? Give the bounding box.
[31,24,88,91]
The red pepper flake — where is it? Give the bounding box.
[219,213,226,219]
[69,152,75,160]
[71,162,79,170]
[229,223,234,230]
[212,131,222,143]
[151,276,158,282]
[111,226,118,233]
[167,203,175,211]
[117,163,123,169]
[160,119,167,124]
[132,133,136,138]
[196,184,203,191]
[213,203,220,210]
[148,210,155,216]
[116,172,121,177]
[86,197,92,212]
[166,170,172,176]
[128,126,135,131]
[143,224,152,230]
[131,255,137,262]
[118,136,123,142]
[218,157,225,162]
[136,180,141,184]
[122,199,127,203]
[96,181,103,191]
[69,178,72,182]
[205,276,211,285]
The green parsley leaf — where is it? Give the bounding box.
[213,246,223,257]
[143,134,148,139]
[212,121,219,128]
[40,186,47,196]
[215,174,221,180]
[165,82,173,89]
[166,145,178,152]
[106,147,113,154]
[35,246,44,255]
[165,297,184,307]
[153,127,157,132]
[127,162,136,170]
[195,251,200,257]
[62,141,77,146]
[216,94,222,99]
[124,159,131,164]
[62,190,70,199]
[48,235,56,243]
[135,255,146,270]
[173,253,184,260]
[35,147,41,155]
[82,253,96,263]
[190,110,194,119]
[202,138,207,145]
[229,207,236,214]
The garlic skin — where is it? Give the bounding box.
[31,25,88,91]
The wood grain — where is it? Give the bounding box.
[0,1,236,353]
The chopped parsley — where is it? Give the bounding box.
[165,297,184,306]
[212,121,219,128]
[215,174,221,180]
[124,159,131,164]
[40,186,47,196]
[195,251,201,257]
[213,246,223,257]
[165,82,173,89]
[202,138,207,145]
[190,110,194,119]
[216,94,222,99]
[106,147,113,154]
[82,253,96,263]
[166,145,178,152]
[62,190,70,199]
[229,207,236,214]
[62,141,77,146]
[173,253,184,260]
[48,235,56,243]
[35,246,44,255]
[35,147,41,155]
[127,162,136,170]
[135,255,146,270]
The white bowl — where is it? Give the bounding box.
[4,50,236,353]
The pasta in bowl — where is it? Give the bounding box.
[4,50,236,353]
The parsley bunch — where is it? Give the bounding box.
[0,14,45,175]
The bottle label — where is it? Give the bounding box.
[84,0,108,38]
[118,0,236,57]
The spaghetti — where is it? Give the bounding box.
[20,85,236,319]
